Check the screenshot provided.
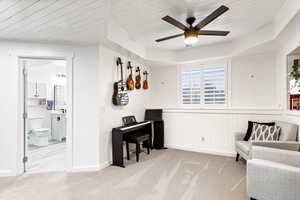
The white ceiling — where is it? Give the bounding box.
[0,0,287,49]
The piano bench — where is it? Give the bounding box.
[125,134,150,162]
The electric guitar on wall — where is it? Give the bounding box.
[112,57,129,106]
[135,67,141,89]
[126,61,135,90]
[143,71,149,90]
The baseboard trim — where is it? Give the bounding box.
[0,170,15,177]
[1,162,111,176]
[99,161,111,170]
[70,161,111,173]
[71,165,101,173]
[166,144,235,157]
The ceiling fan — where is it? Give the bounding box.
[155,5,230,45]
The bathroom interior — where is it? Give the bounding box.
[25,59,67,173]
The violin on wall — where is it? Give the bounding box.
[112,57,129,106]
[143,71,149,90]
[126,61,134,90]
[135,67,141,89]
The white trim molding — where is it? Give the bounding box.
[71,165,101,173]
[166,145,236,158]
[161,107,283,115]
[0,170,15,177]
[71,161,111,173]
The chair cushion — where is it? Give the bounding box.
[236,141,251,155]
[275,121,298,141]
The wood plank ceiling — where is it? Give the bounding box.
[0,0,287,49]
[0,0,107,44]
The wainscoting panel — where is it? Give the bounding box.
[163,108,282,156]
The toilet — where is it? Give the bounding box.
[28,116,50,147]
[30,128,50,147]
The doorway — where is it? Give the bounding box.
[21,58,70,173]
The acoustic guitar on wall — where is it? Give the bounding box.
[135,67,141,89]
[143,71,149,90]
[112,57,129,106]
[126,61,134,90]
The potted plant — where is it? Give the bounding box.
[290,60,300,90]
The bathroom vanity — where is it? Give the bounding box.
[51,112,66,142]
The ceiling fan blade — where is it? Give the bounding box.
[155,33,184,42]
[199,30,230,36]
[162,16,188,31]
[195,5,229,30]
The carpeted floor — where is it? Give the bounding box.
[0,149,248,200]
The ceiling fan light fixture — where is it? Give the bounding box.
[184,29,198,45]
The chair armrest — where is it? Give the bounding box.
[251,141,300,151]
[251,146,300,168]
[247,159,300,200]
[234,132,245,141]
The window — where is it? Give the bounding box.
[287,56,300,111]
[180,65,227,105]
[181,69,201,104]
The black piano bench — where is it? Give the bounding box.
[125,134,150,162]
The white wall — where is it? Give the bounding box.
[150,52,278,109]
[164,111,281,156]
[98,45,151,166]
[149,52,280,156]
[231,53,277,108]
[0,41,100,176]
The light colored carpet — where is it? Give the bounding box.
[0,149,248,200]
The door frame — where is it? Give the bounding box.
[13,51,74,174]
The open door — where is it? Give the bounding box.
[20,58,68,173]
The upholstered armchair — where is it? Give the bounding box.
[247,146,300,200]
[234,121,299,161]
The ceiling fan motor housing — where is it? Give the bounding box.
[186,17,196,27]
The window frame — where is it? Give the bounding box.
[178,60,230,108]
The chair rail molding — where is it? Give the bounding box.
[151,107,283,115]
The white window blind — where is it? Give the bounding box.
[181,66,226,105]
[203,67,225,104]
[181,69,201,104]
